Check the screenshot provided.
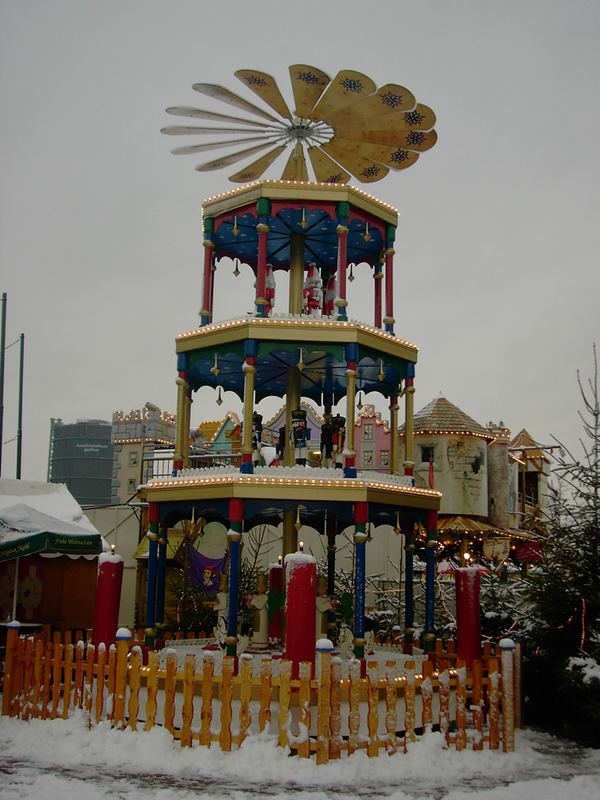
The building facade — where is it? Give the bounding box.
[47,418,113,506]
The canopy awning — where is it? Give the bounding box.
[0,479,104,563]
[0,503,103,562]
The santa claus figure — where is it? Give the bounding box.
[303,262,323,317]
[323,272,336,317]
[265,263,275,316]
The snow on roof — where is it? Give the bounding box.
[0,478,99,532]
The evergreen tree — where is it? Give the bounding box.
[526,345,600,661]
[523,345,600,745]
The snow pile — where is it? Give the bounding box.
[1,714,599,800]
[568,656,600,684]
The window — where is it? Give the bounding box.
[363,423,374,440]
[362,449,374,467]
[420,446,434,463]
[380,450,389,466]
[129,451,138,466]
[128,479,137,493]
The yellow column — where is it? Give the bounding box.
[241,360,256,470]
[345,366,357,459]
[284,366,301,467]
[183,390,192,468]
[403,379,415,476]
[389,395,399,475]
[173,376,188,471]
[288,233,304,315]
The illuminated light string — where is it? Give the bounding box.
[203,179,398,214]
[146,472,440,497]
[177,318,417,351]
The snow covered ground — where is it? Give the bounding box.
[0,713,598,799]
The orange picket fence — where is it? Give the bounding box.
[1,626,518,762]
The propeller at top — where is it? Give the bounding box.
[162,66,437,185]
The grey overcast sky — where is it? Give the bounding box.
[1,1,599,483]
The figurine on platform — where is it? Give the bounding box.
[320,412,334,468]
[303,263,323,317]
[332,413,345,469]
[337,624,354,660]
[277,424,286,461]
[323,272,336,317]
[212,572,228,646]
[248,573,269,648]
[315,575,334,641]
[292,408,309,466]
[265,263,275,317]
[252,411,263,467]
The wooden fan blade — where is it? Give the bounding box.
[330,103,437,133]
[321,141,389,184]
[166,106,273,129]
[281,145,309,181]
[307,146,351,184]
[235,70,292,121]
[310,69,376,122]
[192,82,281,123]
[326,136,420,171]
[195,141,274,172]
[358,128,437,152]
[288,64,330,118]
[161,125,267,136]
[171,135,274,155]
[323,83,416,128]
[229,145,286,183]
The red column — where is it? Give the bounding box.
[336,224,348,321]
[285,552,316,677]
[255,223,269,317]
[374,263,383,329]
[92,552,124,650]
[201,228,214,325]
[455,568,482,667]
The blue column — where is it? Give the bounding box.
[144,504,159,645]
[353,501,368,658]
[424,511,437,653]
[155,525,167,634]
[403,519,415,651]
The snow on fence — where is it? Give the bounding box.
[1,626,516,761]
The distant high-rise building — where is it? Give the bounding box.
[47,418,113,506]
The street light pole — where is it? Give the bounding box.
[0,292,7,477]
[15,334,24,479]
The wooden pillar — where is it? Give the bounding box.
[226,499,243,657]
[389,393,399,475]
[383,224,396,334]
[373,261,383,329]
[284,367,301,467]
[288,232,304,315]
[200,217,214,325]
[403,518,415,652]
[335,202,349,321]
[155,525,168,636]
[344,342,358,478]
[173,372,188,474]
[353,501,369,658]
[255,198,271,316]
[144,502,160,645]
[403,367,415,477]
[424,509,437,653]
[240,340,257,474]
